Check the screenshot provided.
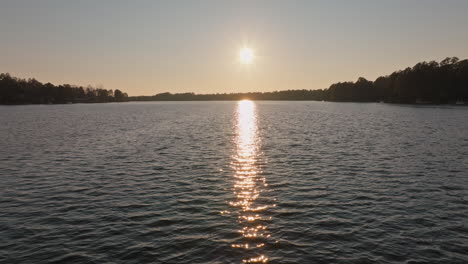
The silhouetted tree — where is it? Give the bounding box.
[114,89,128,102]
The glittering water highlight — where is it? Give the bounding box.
[229,100,274,263]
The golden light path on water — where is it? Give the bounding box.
[229,100,273,263]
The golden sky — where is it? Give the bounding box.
[1,1,468,95]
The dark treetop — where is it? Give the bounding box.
[131,57,468,104]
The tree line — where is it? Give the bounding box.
[2,57,467,104]
[131,89,326,101]
[0,73,128,104]
[132,57,468,104]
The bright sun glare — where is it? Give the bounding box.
[239,47,254,65]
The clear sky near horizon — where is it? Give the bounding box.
[1,0,468,96]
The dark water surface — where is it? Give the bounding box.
[1,101,467,263]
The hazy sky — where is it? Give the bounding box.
[1,0,468,95]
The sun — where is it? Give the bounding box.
[239,47,254,64]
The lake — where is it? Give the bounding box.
[0,101,467,263]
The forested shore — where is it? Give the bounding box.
[0,73,129,104]
[132,57,468,104]
[1,57,467,105]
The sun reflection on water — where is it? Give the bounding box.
[229,100,272,263]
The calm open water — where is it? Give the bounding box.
[0,101,467,264]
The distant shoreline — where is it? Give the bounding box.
[1,98,465,106]
[2,100,466,106]
[1,57,467,105]
[127,98,466,105]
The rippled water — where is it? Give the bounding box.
[1,101,467,263]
